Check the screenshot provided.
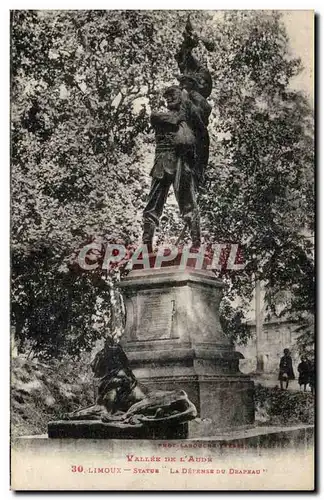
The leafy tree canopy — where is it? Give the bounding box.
[11,10,314,358]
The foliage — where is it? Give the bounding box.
[219,296,250,345]
[11,355,95,436]
[11,10,206,358]
[294,314,315,360]
[200,11,314,342]
[254,383,314,426]
[11,10,314,358]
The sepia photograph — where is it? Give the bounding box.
[10,8,315,491]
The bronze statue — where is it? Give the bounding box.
[142,17,213,249]
[61,339,197,428]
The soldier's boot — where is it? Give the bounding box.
[142,221,156,254]
[189,215,201,250]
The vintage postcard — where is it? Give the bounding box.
[10,9,314,491]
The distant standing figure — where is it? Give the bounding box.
[278,348,295,390]
[309,360,315,395]
[297,356,311,392]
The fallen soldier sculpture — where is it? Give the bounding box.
[59,339,197,432]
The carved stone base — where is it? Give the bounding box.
[133,374,254,431]
[119,267,255,434]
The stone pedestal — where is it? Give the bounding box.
[48,420,188,439]
[119,267,255,433]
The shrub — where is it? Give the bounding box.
[254,383,314,426]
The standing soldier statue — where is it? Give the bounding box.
[142,16,213,250]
